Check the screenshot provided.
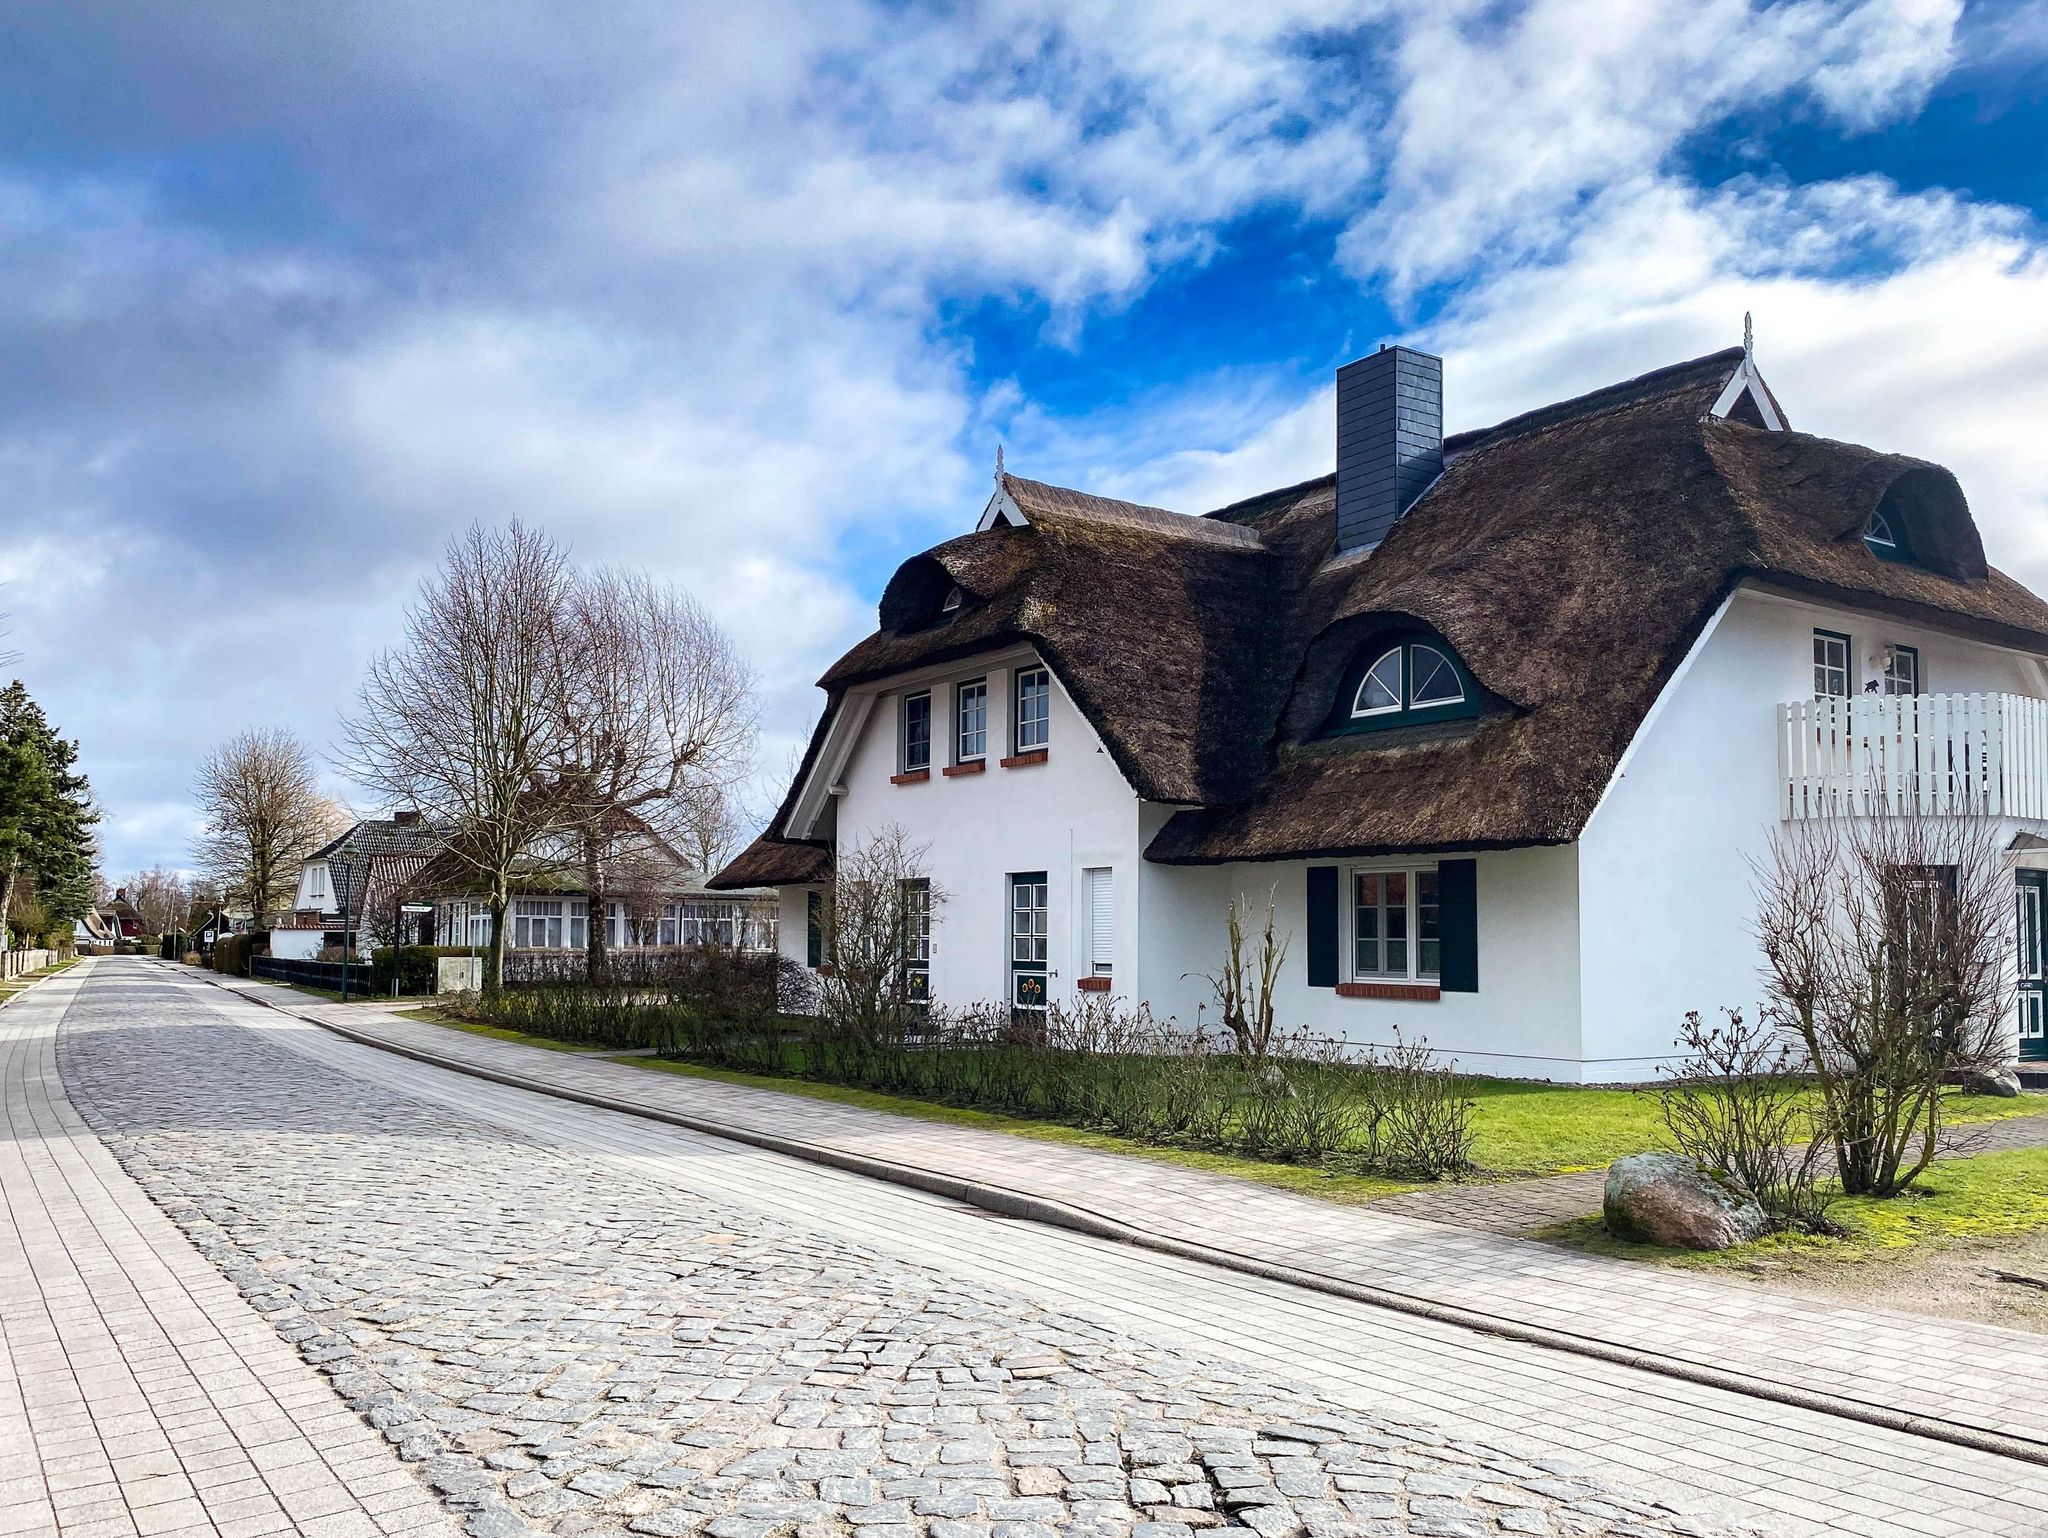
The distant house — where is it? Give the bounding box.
[187,903,251,955]
[270,813,446,961]
[71,888,143,951]
[411,816,777,959]
[72,907,115,949]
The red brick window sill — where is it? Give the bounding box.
[814,964,836,978]
[942,760,986,777]
[889,769,930,785]
[1000,751,1049,768]
[1335,981,1440,1002]
[1076,976,1112,993]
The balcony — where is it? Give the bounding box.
[1778,692,2048,820]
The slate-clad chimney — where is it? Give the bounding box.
[1335,345,1443,554]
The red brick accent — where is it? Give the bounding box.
[1335,981,1441,1002]
[942,760,986,777]
[889,770,930,785]
[1000,751,1049,768]
[1076,976,1112,993]
[814,964,836,979]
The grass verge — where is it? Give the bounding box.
[1541,1144,2048,1270]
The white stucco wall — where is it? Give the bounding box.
[825,651,1146,1009]
[268,929,325,961]
[1577,583,2047,1079]
[1128,847,1585,1078]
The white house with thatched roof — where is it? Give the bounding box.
[717,338,2048,1082]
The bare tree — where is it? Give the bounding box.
[192,729,346,926]
[553,569,756,978]
[817,825,939,1043]
[339,523,578,993]
[675,783,744,880]
[123,865,190,937]
[1755,813,2012,1197]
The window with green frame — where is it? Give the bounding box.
[1328,630,1481,734]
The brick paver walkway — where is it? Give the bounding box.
[0,963,455,1538]
[198,971,2048,1464]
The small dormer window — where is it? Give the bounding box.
[941,586,963,613]
[1332,630,1481,735]
[1865,509,1898,551]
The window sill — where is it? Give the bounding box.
[889,770,930,785]
[1000,750,1049,768]
[1335,981,1440,1002]
[1076,976,1112,993]
[942,760,986,777]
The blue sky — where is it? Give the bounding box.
[5,0,2047,881]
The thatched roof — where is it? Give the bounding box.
[719,348,2048,878]
[708,835,832,889]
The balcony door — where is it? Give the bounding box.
[2019,871,2047,1062]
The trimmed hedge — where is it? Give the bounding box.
[211,931,269,977]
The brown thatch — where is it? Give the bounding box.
[708,835,831,889]
[727,349,2048,876]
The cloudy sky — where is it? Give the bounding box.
[6,0,2047,881]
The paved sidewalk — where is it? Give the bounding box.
[207,973,2048,1461]
[0,963,456,1538]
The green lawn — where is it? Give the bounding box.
[1545,1144,2048,1269]
[1456,1078,2045,1176]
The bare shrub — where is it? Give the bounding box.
[1371,1034,1476,1178]
[1657,1009,1834,1232]
[1199,892,1288,1059]
[815,825,938,1045]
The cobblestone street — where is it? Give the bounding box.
[39,963,1716,1538]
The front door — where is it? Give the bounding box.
[2018,871,2047,1062]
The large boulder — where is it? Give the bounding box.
[1960,1065,2022,1098]
[1603,1152,1769,1251]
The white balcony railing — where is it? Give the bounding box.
[1778,692,2048,820]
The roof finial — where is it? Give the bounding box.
[1743,310,1753,360]
[994,443,1005,483]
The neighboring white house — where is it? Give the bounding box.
[715,339,2048,1082]
[271,813,446,960]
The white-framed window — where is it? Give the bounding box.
[902,691,932,772]
[1865,508,1898,550]
[956,678,988,762]
[1353,648,1403,716]
[1014,667,1051,753]
[1883,644,1921,697]
[1813,629,1852,699]
[306,864,329,903]
[512,899,585,949]
[1083,867,1113,976]
[1351,867,1442,983]
[658,904,679,947]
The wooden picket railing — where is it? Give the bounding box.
[1778,692,2048,820]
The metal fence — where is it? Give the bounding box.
[250,956,380,998]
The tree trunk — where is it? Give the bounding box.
[583,832,606,984]
[0,855,16,947]
[485,891,508,995]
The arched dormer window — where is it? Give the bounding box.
[1864,504,1915,565]
[940,586,964,614]
[1331,631,1481,734]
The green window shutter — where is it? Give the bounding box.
[1306,866,1339,988]
[1438,858,1477,992]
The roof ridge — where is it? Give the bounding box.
[1444,347,1743,456]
